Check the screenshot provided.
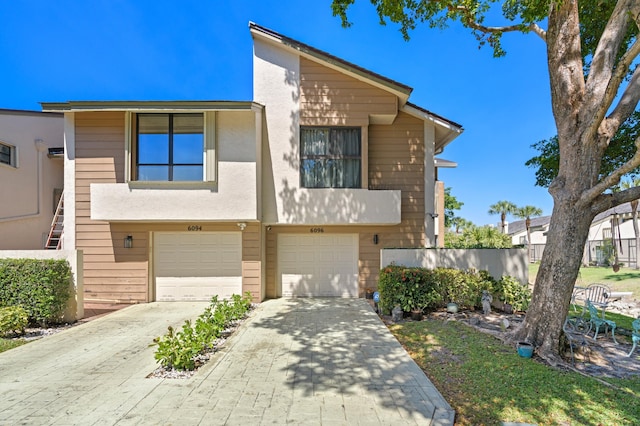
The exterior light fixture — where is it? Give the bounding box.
[237,222,247,231]
[373,234,379,245]
[124,235,133,248]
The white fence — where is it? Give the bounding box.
[381,248,529,285]
[0,250,84,321]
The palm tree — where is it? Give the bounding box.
[450,216,473,234]
[488,201,517,234]
[621,178,640,269]
[514,205,543,252]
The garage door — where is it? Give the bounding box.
[278,234,358,297]
[154,232,242,301]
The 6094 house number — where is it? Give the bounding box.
[310,227,324,233]
[187,225,202,231]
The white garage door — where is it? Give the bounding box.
[154,232,242,301]
[278,234,358,297]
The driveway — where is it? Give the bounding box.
[0,298,453,425]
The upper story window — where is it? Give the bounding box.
[136,113,204,181]
[0,142,16,167]
[300,127,361,188]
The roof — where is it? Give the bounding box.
[434,158,458,168]
[508,215,551,235]
[592,202,634,224]
[0,108,62,117]
[41,100,263,113]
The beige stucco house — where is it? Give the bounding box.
[0,109,64,250]
[41,23,462,304]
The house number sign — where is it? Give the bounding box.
[310,227,324,233]
[187,225,202,231]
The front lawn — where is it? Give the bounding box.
[390,318,640,425]
[529,264,640,298]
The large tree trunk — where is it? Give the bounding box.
[513,199,595,362]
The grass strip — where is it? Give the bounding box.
[390,318,640,425]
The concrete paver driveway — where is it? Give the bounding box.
[0,298,453,425]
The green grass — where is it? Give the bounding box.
[390,319,640,425]
[0,337,25,353]
[529,264,640,298]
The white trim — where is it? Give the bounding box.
[124,112,132,182]
[204,111,217,182]
[424,121,436,247]
[63,113,76,250]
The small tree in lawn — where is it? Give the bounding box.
[514,205,543,251]
[488,201,517,234]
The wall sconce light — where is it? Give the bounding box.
[237,222,247,231]
[124,235,133,248]
[429,213,439,219]
[267,225,272,231]
[373,234,379,245]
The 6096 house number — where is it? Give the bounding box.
[187,225,202,231]
[310,227,324,233]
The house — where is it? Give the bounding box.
[40,23,462,304]
[507,215,551,246]
[0,109,63,250]
[509,204,640,265]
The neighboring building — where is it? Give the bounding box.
[509,204,640,265]
[507,215,551,246]
[41,23,462,304]
[0,109,63,250]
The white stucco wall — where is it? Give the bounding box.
[0,250,83,321]
[0,111,63,249]
[381,248,529,285]
[90,110,259,222]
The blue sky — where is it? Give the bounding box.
[0,1,557,225]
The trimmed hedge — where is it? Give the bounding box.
[0,259,72,325]
[378,265,530,314]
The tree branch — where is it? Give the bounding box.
[580,135,640,206]
[452,5,546,41]
[591,186,640,215]
[600,63,640,142]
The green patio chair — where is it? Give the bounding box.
[627,318,640,357]
[586,299,618,344]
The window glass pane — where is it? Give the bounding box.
[173,133,203,164]
[0,144,11,165]
[173,166,203,181]
[138,166,168,181]
[300,127,361,188]
[138,114,169,164]
[301,128,329,156]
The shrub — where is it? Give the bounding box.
[0,306,28,336]
[0,259,72,325]
[493,276,531,312]
[153,292,253,371]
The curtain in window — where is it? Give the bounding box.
[301,128,361,188]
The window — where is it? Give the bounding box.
[136,113,204,181]
[0,142,16,167]
[603,227,612,240]
[300,127,361,188]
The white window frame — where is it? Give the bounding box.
[0,141,17,168]
[125,111,216,186]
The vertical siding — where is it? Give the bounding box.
[362,111,426,290]
[299,58,397,126]
[241,223,262,301]
[75,112,149,303]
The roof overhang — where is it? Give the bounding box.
[402,103,463,152]
[41,100,264,113]
[249,22,413,106]
[434,157,458,169]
